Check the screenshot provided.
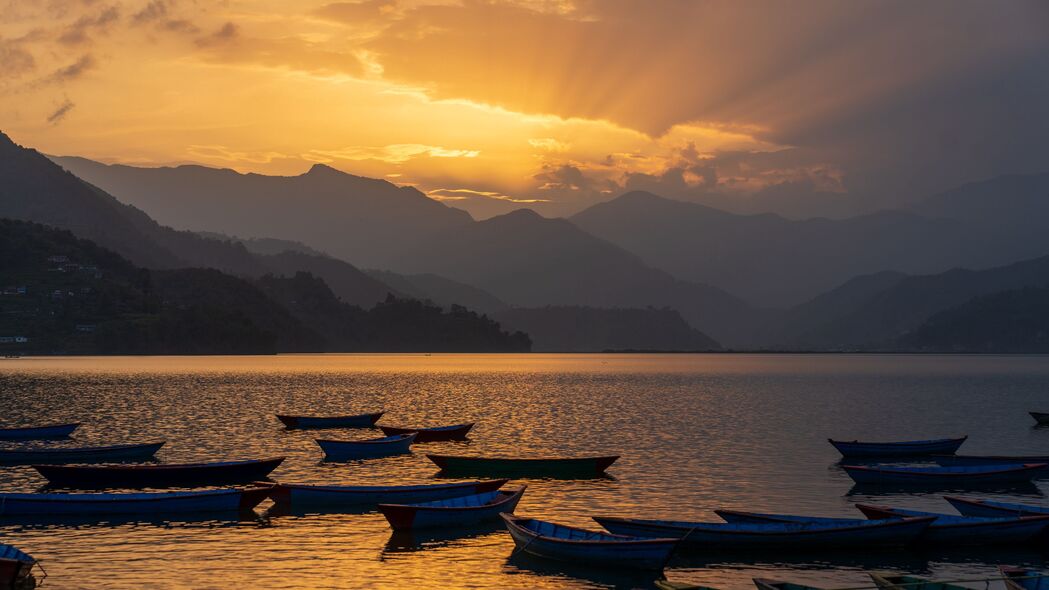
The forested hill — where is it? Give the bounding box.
[0,219,531,355]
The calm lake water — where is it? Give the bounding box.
[1,353,1049,589]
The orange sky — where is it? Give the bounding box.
[2,0,1047,218]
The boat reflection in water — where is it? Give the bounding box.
[381,522,506,556]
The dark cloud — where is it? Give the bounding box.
[46,53,96,83]
[58,4,119,45]
[194,22,238,47]
[0,37,36,78]
[132,0,169,24]
[46,98,75,124]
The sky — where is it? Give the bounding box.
[2,0,1048,219]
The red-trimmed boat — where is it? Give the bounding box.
[842,463,1046,486]
[379,423,473,442]
[0,441,165,464]
[933,454,1049,468]
[316,434,415,460]
[501,513,678,570]
[945,496,1049,517]
[1000,566,1049,590]
[855,504,1049,545]
[828,436,967,458]
[267,479,508,510]
[427,454,618,477]
[33,457,285,488]
[0,544,35,590]
[0,422,79,440]
[379,486,525,530]
[275,411,383,429]
[0,487,271,516]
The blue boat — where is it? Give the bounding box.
[0,487,271,516]
[315,433,415,460]
[0,544,36,589]
[276,411,383,429]
[854,504,1049,545]
[0,441,165,464]
[0,422,79,439]
[1000,566,1049,590]
[501,514,678,570]
[719,506,1049,546]
[268,479,509,510]
[869,573,972,590]
[933,454,1049,468]
[380,423,474,442]
[379,486,526,530]
[34,457,285,488]
[593,515,933,548]
[828,436,967,458]
[842,463,1045,486]
[945,496,1049,517]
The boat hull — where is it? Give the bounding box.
[854,505,1049,545]
[0,545,34,590]
[0,441,165,464]
[1031,412,1049,425]
[379,487,525,530]
[999,566,1049,590]
[379,423,473,442]
[593,516,933,548]
[268,479,508,509]
[502,514,677,570]
[0,487,270,516]
[427,454,618,477]
[842,463,1044,486]
[933,455,1049,469]
[33,457,285,488]
[316,434,415,460]
[828,437,967,458]
[0,423,79,440]
[945,496,1049,517]
[276,412,383,429]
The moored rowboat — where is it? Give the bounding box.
[427,454,618,477]
[1030,412,1049,425]
[828,437,967,458]
[869,573,971,590]
[0,423,79,440]
[842,463,1046,486]
[33,457,285,488]
[267,479,509,509]
[594,515,933,549]
[316,434,415,460]
[999,566,1049,590]
[944,496,1049,517]
[933,454,1049,467]
[854,504,1049,545]
[379,423,474,442]
[501,513,678,570]
[379,486,526,530]
[0,544,35,590]
[276,412,383,429]
[0,441,165,464]
[0,487,271,516]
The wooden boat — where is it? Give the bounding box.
[593,515,934,548]
[933,454,1049,467]
[427,454,619,477]
[267,479,508,509]
[654,581,720,590]
[842,463,1046,486]
[0,422,79,439]
[379,486,525,530]
[854,504,1049,545]
[944,496,1049,517]
[869,573,971,590]
[379,423,474,442]
[0,441,165,464]
[33,457,285,488]
[828,436,967,458]
[1000,566,1049,590]
[315,434,415,460]
[1030,412,1049,425]
[753,580,828,590]
[275,411,383,429]
[501,513,678,570]
[0,487,271,516]
[0,544,35,590]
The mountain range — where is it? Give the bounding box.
[9,133,1049,352]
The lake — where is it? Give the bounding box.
[1,353,1048,589]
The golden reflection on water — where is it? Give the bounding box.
[1,354,1048,589]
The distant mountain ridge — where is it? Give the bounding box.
[51,155,473,270]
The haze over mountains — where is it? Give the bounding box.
[5,132,1049,352]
